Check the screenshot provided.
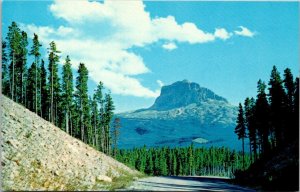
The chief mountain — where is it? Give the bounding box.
[117,80,241,149]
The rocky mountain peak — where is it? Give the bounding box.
[150,80,227,110]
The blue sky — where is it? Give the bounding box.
[2,1,299,112]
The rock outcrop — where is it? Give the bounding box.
[0,95,139,191]
[150,80,227,110]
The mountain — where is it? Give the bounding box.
[117,80,241,149]
[1,95,140,191]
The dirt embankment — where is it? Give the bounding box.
[0,95,140,191]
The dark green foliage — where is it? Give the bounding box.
[75,63,90,143]
[2,21,116,157]
[48,41,61,125]
[6,22,22,101]
[234,66,299,191]
[40,60,48,120]
[255,79,270,156]
[26,62,38,112]
[2,40,10,94]
[268,66,287,147]
[103,93,115,155]
[117,145,250,177]
[244,97,257,162]
[111,118,121,157]
[235,103,246,169]
[29,33,42,114]
[61,56,74,134]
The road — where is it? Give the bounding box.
[127,176,255,191]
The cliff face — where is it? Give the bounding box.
[0,95,139,191]
[150,80,227,110]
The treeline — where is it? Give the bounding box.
[235,66,299,166]
[116,145,250,177]
[1,21,120,155]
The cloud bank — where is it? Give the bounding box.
[23,0,255,98]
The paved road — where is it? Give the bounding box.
[127,176,255,191]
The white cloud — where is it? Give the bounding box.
[234,26,255,37]
[23,0,255,98]
[162,42,177,51]
[157,80,164,87]
[214,28,232,40]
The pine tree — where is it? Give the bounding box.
[245,97,257,161]
[293,77,299,142]
[40,60,48,120]
[19,31,28,105]
[61,56,73,134]
[283,68,295,142]
[235,103,246,169]
[29,33,42,114]
[255,80,270,157]
[103,93,115,155]
[26,62,37,112]
[112,118,121,157]
[91,93,99,148]
[94,81,105,151]
[47,41,61,125]
[75,63,89,143]
[268,66,286,147]
[6,22,22,101]
[2,40,9,95]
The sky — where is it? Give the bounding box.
[2,1,299,113]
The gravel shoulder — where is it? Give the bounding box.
[127,176,255,191]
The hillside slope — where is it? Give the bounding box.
[0,95,139,191]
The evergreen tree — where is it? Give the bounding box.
[255,80,270,157]
[61,56,73,134]
[268,66,286,147]
[235,103,246,169]
[6,22,22,101]
[245,97,257,161]
[283,68,295,141]
[103,93,115,155]
[94,81,105,151]
[111,118,121,157]
[26,62,37,112]
[40,60,48,120]
[47,41,61,125]
[293,77,299,142]
[2,40,9,95]
[29,33,42,114]
[20,31,29,105]
[75,63,89,143]
[91,93,99,148]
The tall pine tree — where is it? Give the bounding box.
[235,103,246,169]
[255,80,270,157]
[75,63,89,143]
[48,41,61,125]
[268,66,286,147]
[6,22,22,101]
[61,56,74,134]
[29,33,42,114]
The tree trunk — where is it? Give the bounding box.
[12,52,15,101]
[80,99,84,142]
[242,138,245,170]
[66,110,69,134]
[51,65,54,123]
[35,58,38,114]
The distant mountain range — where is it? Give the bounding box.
[117,80,241,149]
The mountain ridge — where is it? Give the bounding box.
[117,80,240,149]
[149,80,228,111]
